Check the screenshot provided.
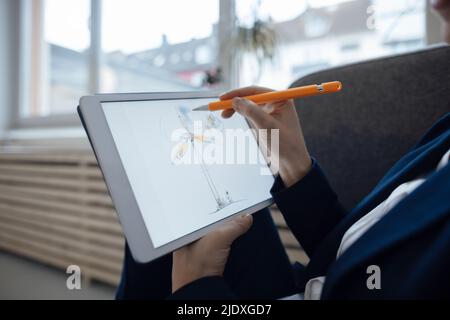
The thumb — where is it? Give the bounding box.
[212,214,253,247]
[232,98,274,129]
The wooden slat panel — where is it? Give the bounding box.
[0,149,307,287]
[0,223,122,272]
[0,204,123,243]
[0,237,120,286]
[0,163,102,178]
[0,152,96,164]
[0,184,113,207]
[278,229,299,248]
[0,191,117,220]
[271,207,307,264]
[0,172,107,192]
[270,207,287,228]
[0,218,123,263]
[0,150,123,286]
[286,249,310,265]
[0,203,122,235]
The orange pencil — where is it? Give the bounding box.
[193,81,342,112]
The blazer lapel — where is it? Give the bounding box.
[321,147,450,297]
[305,129,450,280]
[350,129,450,220]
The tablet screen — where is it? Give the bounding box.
[101,98,274,248]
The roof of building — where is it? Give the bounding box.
[275,0,373,43]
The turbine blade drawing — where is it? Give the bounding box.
[172,105,238,213]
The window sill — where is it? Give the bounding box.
[14,113,82,129]
[1,126,91,151]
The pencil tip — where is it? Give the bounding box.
[192,105,208,111]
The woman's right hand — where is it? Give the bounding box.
[220,86,312,187]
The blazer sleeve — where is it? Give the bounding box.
[271,159,347,257]
[168,276,237,300]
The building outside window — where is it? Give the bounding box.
[22,0,221,119]
[99,0,220,95]
[237,0,426,89]
[19,0,427,124]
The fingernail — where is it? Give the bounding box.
[431,0,445,8]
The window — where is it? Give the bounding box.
[16,0,429,126]
[236,0,426,89]
[23,0,90,118]
[100,0,220,93]
[19,0,224,123]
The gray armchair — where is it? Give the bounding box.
[291,45,450,209]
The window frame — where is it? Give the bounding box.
[13,0,236,129]
[10,0,442,131]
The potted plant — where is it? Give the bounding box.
[232,2,277,82]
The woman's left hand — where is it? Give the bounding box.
[172,214,253,293]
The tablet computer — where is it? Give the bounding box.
[78,92,275,263]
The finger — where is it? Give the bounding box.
[215,215,253,246]
[232,97,274,129]
[221,109,235,119]
[220,86,274,100]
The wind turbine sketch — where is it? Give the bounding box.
[172,105,235,213]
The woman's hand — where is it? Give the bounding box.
[431,0,450,43]
[172,214,253,293]
[221,86,311,187]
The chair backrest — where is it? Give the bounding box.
[290,45,450,209]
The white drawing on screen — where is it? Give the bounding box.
[172,105,239,213]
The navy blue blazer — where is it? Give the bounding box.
[170,113,450,299]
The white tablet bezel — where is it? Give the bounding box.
[79,91,274,263]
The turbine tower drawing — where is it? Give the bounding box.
[172,106,234,213]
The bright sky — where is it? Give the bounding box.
[44,0,355,54]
